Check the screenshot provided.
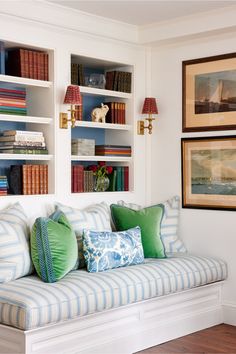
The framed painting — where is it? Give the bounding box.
[182,136,236,210]
[182,53,236,132]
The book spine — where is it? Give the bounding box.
[116,167,122,191]
[121,166,124,191]
[28,50,33,79]
[22,165,28,195]
[44,53,49,81]
[0,41,5,75]
[35,165,40,194]
[32,51,38,80]
[39,165,44,194]
[124,166,129,191]
[43,164,48,194]
[31,165,36,195]
[27,165,32,195]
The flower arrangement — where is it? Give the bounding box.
[88,162,113,192]
[88,162,113,178]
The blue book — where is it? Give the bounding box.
[116,167,122,191]
[0,42,5,75]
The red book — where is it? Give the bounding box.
[44,53,49,81]
[77,165,84,193]
[32,51,38,80]
[31,165,36,195]
[124,166,129,191]
[26,165,32,195]
[22,165,27,195]
[28,50,34,79]
[43,164,48,194]
[35,165,40,194]
[39,165,44,194]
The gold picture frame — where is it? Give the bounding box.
[182,136,236,210]
[183,53,236,132]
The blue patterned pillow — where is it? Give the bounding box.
[83,227,144,273]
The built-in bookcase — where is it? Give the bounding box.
[70,54,134,193]
[0,40,54,196]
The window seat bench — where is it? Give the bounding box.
[0,254,227,354]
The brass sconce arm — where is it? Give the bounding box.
[137,117,155,135]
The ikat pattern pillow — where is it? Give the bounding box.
[0,203,33,283]
[55,202,112,268]
[117,196,187,254]
[83,226,144,272]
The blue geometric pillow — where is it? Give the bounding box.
[83,227,144,273]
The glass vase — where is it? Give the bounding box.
[94,175,110,192]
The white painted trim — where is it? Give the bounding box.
[0,0,138,44]
[0,282,224,354]
[138,4,236,45]
[222,302,236,326]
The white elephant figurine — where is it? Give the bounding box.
[91,103,109,123]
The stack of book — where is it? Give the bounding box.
[71,63,85,86]
[105,102,126,124]
[71,138,95,156]
[105,71,132,93]
[71,165,94,193]
[95,145,131,157]
[0,130,48,154]
[0,176,8,196]
[6,48,49,81]
[108,166,129,192]
[9,164,48,195]
[0,86,27,116]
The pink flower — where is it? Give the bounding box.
[88,165,97,172]
[99,161,106,167]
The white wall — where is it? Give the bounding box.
[151,32,236,311]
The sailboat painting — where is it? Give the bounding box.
[195,70,236,114]
[182,136,236,210]
[183,53,236,132]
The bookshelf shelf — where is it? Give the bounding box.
[0,74,52,88]
[0,154,53,161]
[80,86,132,99]
[74,120,131,130]
[0,114,53,124]
[71,155,132,162]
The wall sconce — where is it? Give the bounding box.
[60,85,82,129]
[137,97,158,135]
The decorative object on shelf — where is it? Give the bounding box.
[60,85,82,129]
[137,97,158,135]
[71,139,95,156]
[88,162,113,192]
[182,136,236,210]
[91,103,109,123]
[85,73,106,89]
[183,53,236,132]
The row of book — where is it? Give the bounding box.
[0,176,8,196]
[0,43,49,81]
[9,164,48,195]
[71,165,129,193]
[105,71,132,93]
[71,63,85,86]
[105,102,126,124]
[95,145,131,157]
[0,130,48,154]
[0,86,27,116]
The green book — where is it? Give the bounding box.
[116,167,122,191]
[108,170,117,191]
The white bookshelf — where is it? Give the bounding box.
[74,120,131,130]
[80,85,132,99]
[71,155,132,162]
[0,40,55,196]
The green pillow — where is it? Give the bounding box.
[110,204,165,258]
[31,210,78,283]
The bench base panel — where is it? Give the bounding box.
[0,282,224,354]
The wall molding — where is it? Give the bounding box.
[222,302,236,326]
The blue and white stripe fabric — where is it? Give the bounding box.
[55,202,111,268]
[117,196,187,254]
[0,203,33,283]
[0,254,227,330]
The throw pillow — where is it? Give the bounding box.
[83,226,144,272]
[55,202,112,268]
[0,203,33,283]
[110,204,165,258]
[117,196,187,254]
[31,210,78,283]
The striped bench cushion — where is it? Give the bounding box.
[0,254,227,330]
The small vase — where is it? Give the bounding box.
[94,175,110,192]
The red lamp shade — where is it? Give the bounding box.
[63,85,82,105]
[142,97,158,114]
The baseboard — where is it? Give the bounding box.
[222,302,236,326]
